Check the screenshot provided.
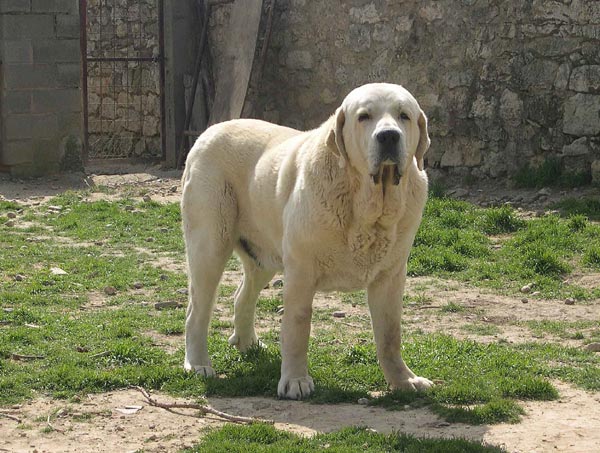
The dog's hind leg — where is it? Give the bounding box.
[228,252,275,352]
[182,177,236,377]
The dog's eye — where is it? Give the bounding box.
[358,112,370,122]
[400,112,410,121]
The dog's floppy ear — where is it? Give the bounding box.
[415,110,430,171]
[327,107,348,168]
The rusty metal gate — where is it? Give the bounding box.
[80,0,165,161]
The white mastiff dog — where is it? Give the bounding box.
[181,83,433,399]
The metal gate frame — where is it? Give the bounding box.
[79,0,166,164]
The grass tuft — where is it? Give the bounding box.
[188,424,505,453]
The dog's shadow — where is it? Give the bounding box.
[204,345,431,408]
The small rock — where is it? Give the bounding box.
[565,298,575,305]
[104,286,117,296]
[146,237,155,242]
[169,186,178,193]
[14,274,25,281]
[357,398,369,405]
[4,220,15,227]
[276,305,284,315]
[142,196,152,202]
[48,205,62,212]
[159,274,168,281]
[6,212,17,219]
[94,241,104,246]
[124,205,135,212]
[176,288,189,295]
[585,343,600,352]
[521,298,528,303]
[133,282,143,289]
[520,284,532,294]
[537,187,551,197]
[160,228,169,233]
[272,279,284,288]
[333,311,346,318]
[531,291,541,296]
[50,267,68,275]
[452,188,469,198]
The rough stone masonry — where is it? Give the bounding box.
[211,0,600,184]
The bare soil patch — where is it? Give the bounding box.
[1,382,598,453]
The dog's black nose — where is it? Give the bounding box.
[376,129,400,145]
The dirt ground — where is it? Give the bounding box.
[1,166,599,453]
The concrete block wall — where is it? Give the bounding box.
[0,0,83,177]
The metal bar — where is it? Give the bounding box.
[176,0,212,168]
[86,57,161,62]
[158,0,167,162]
[80,0,90,163]
[253,0,275,96]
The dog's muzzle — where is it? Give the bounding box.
[371,128,402,185]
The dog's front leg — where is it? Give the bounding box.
[367,266,433,391]
[277,265,316,400]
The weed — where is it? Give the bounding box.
[513,157,590,188]
[553,198,600,221]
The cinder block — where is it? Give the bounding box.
[33,39,80,63]
[56,13,80,39]
[57,112,83,135]
[0,0,31,13]
[0,139,34,166]
[1,15,54,39]
[57,63,81,87]
[4,64,58,90]
[32,89,81,113]
[5,114,34,140]
[2,40,33,63]
[31,0,76,14]
[31,114,59,139]
[2,91,32,113]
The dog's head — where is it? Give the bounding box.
[328,83,430,185]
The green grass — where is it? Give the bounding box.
[189,424,504,453]
[1,188,599,451]
[553,198,600,221]
[513,157,591,188]
[409,197,600,300]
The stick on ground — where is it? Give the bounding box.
[134,387,274,425]
[0,412,22,423]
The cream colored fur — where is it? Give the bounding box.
[181,83,433,399]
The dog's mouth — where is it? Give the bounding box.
[371,164,401,186]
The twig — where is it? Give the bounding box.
[46,414,64,434]
[134,386,273,425]
[11,353,44,361]
[0,413,21,423]
[90,351,110,358]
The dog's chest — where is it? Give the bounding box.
[315,223,402,291]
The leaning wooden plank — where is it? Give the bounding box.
[209,0,264,125]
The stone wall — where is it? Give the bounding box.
[0,0,83,177]
[210,0,600,184]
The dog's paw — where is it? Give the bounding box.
[391,375,434,392]
[228,332,264,352]
[277,375,314,400]
[185,364,217,378]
